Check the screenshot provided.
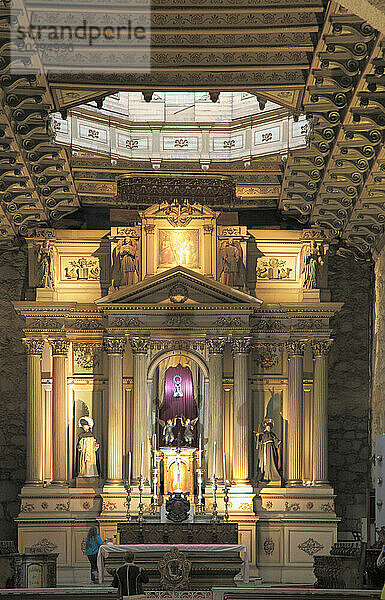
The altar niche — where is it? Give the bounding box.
[152,353,206,500]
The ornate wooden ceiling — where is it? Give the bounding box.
[1,0,385,258]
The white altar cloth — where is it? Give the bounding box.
[97,543,249,583]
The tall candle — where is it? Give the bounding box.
[153,434,157,468]
[128,451,131,486]
[198,435,202,469]
[223,451,227,482]
[213,441,216,478]
[140,442,144,477]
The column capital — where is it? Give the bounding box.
[285,340,307,357]
[231,337,252,354]
[49,339,70,356]
[103,337,127,355]
[206,338,226,355]
[311,339,333,358]
[23,338,44,356]
[129,337,148,354]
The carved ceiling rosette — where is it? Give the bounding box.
[129,337,149,355]
[285,340,307,356]
[49,339,70,356]
[22,338,44,356]
[206,338,226,355]
[231,337,252,354]
[103,337,127,355]
[311,339,333,357]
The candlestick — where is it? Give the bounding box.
[213,441,216,478]
[223,451,227,482]
[224,479,230,522]
[128,451,131,486]
[140,442,144,477]
[198,435,202,469]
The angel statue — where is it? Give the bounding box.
[254,418,281,484]
[75,416,100,478]
[159,418,177,446]
[180,415,198,446]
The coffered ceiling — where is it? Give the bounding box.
[1,0,385,258]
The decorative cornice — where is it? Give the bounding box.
[311,339,333,357]
[206,338,226,355]
[129,337,148,354]
[49,339,70,356]
[22,338,44,356]
[103,337,127,355]
[285,340,307,356]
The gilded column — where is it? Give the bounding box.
[207,338,225,479]
[50,339,70,485]
[231,338,252,483]
[286,340,306,486]
[130,337,150,481]
[103,337,126,484]
[311,339,333,485]
[23,339,44,485]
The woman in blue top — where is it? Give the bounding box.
[85,525,103,583]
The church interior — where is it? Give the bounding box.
[1,0,385,596]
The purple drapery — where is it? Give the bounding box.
[159,365,197,446]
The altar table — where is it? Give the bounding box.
[97,543,249,584]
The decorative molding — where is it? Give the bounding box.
[311,340,333,358]
[129,337,148,354]
[68,318,104,331]
[252,319,286,332]
[169,284,189,304]
[55,501,70,511]
[30,538,58,553]
[63,257,100,280]
[206,338,226,355]
[102,500,117,511]
[263,538,275,556]
[144,224,155,234]
[321,502,335,512]
[294,319,324,330]
[22,339,44,356]
[103,337,127,355]
[27,318,63,331]
[163,314,195,327]
[231,337,252,354]
[285,502,300,512]
[256,257,293,280]
[298,538,324,556]
[285,340,306,356]
[254,343,280,368]
[73,342,102,369]
[116,227,139,237]
[49,339,70,356]
[110,317,143,327]
[212,317,243,328]
[20,502,35,512]
[148,340,205,352]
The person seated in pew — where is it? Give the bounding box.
[112,551,149,598]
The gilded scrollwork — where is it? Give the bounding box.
[285,340,306,356]
[298,538,324,556]
[129,337,148,354]
[254,343,281,368]
[311,340,333,357]
[231,337,252,354]
[73,343,102,370]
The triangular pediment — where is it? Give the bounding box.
[95,266,262,306]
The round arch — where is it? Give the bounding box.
[147,349,209,381]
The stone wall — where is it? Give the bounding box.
[0,247,27,540]
[328,250,372,533]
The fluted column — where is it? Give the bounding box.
[130,338,150,481]
[207,339,225,479]
[103,337,126,484]
[311,339,333,485]
[231,338,252,483]
[286,340,306,486]
[50,339,70,485]
[23,339,44,485]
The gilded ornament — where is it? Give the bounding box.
[158,547,191,590]
[212,317,243,328]
[163,314,195,327]
[64,257,101,280]
[321,502,334,512]
[206,338,226,354]
[68,318,104,331]
[169,284,189,304]
[256,257,293,280]
[102,501,117,512]
[285,340,306,356]
[110,317,143,328]
[22,339,44,356]
[311,340,333,357]
[103,337,127,355]
[29,538,58,553]
[254,343,280,368]
[285,502,300,512]
[263,538,275,556]
[55,502,70,511]
[49,339,70,356]
[74,343,101,370]
[298,538,324,556]
[27,318,63,331]
[129,337,148,354]
[231,338,252,354]
[20,503,35,512]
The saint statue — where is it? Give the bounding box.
[75,416,100,477]
[301,240,324,289]
[179,416,198,447]
[37,240,55,289]
[159,418,177,446]
[255,418,281,484]
[173,375,183,398]
[218,239,246,288]
[111,237,139,290]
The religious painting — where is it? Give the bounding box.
[159,229,199,268]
